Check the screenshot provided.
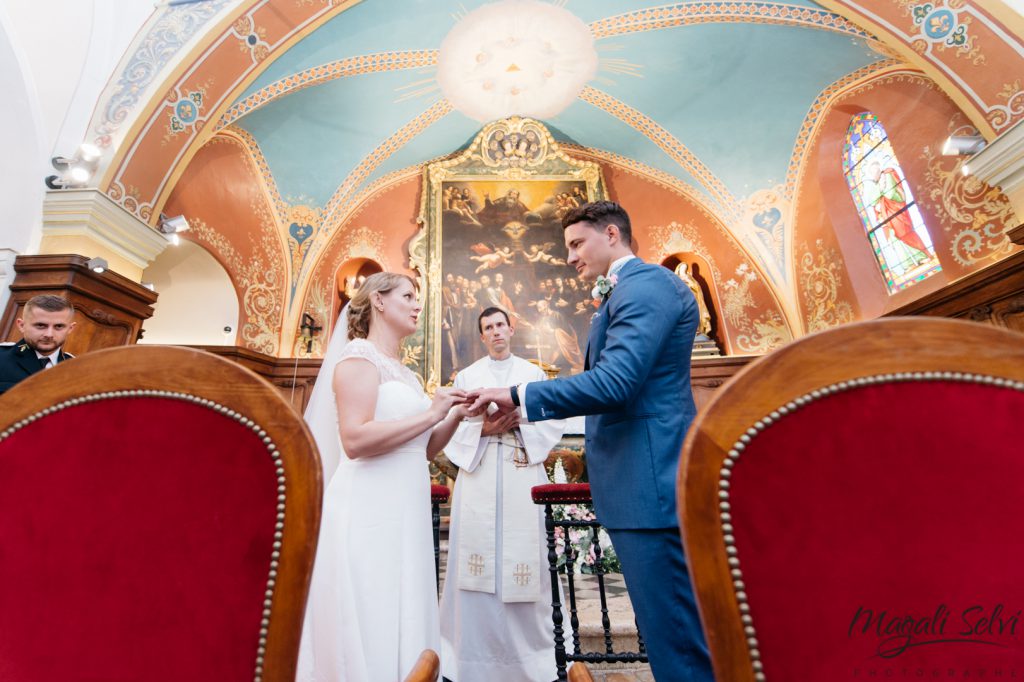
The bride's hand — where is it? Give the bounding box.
[430,387,468,420]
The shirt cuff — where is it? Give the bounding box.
[518,382,530,421]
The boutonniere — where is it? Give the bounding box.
[591,274,618,302]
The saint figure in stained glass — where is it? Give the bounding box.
[842,113,941,292]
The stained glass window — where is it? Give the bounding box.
[842,112,941,293]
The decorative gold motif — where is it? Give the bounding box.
[988,80,1024,132]
[286,204,323,293]
[721,264,791,354]
[190,214,285,355]
[919,120,1018,267]
[480,119,549,169]
[647,221,790,354]
[798,239,854,332]
[413,116,606,384]
[648,221,721,271]
[898,0,986,66]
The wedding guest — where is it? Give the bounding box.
[0,295,76,396]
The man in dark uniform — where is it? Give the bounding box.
[0,294,76,396]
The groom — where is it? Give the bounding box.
[466,201,713,681]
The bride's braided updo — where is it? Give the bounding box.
[347,272,417,340]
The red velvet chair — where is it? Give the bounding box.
[679,318,1024,681]
[0,345,322,682]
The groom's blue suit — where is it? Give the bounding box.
[524,257,713,681]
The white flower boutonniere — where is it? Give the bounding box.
[591,274,618,302]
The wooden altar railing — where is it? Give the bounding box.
[430,484,451,595]
[531,483,647,682]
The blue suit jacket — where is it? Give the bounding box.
[525,258,698,529]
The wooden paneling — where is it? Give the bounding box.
[1009,222,1024,247]
[691,355,758,412]
[191,349,756,417]
[886,250,1024,333]
[1,254,157,354]
[189,345,321,414]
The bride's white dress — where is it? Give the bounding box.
[297,339,440,681]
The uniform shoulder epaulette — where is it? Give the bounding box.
[0,342,14,347]
[64,352,75,359]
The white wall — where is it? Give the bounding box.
[139,239,240,346]
[0,0,153,255]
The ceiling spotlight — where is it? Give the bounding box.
[158,214,191,234]
[942,135,986,156]
[961,164,971,177]
[44,175,68,190]
[78,143,101,163]
[46,149,99,189]
[68,166,91,184]
[87,257,108,274]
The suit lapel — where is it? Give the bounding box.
[585,298,609,369]
[584,259,642,369]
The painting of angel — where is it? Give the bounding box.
[439,179,595,382]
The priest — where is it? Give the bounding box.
[440,306,566,682]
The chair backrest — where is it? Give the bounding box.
[0,345,322,682]
[679,318,1024,681]
[567,662,596,682]
[404,649,440,682]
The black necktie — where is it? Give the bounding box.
[38,357,51,370]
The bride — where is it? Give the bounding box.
[297,272,470,681]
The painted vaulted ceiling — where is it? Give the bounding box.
[212,0,894,285]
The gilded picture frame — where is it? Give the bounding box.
[410,117,607,387]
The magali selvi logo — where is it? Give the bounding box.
[849,604,1022,658]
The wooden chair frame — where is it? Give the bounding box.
[0,345,323,682]
[677,317,1024,682]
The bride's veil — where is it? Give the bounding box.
[304,304,350,485]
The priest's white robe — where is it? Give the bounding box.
[440,355,566,682]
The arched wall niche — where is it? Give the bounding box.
[160,132,289,356]
[294,174,421,356]
[139,239,240,346]
[659,252,727,354]
[334,258,383,320]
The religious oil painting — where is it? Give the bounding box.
[411,117,606,387]
[842,112,942,293]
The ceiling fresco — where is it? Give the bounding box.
[223,0,892,279]
[104,0,1021,356]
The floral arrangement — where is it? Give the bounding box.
[545,457,620,574]
[552,504,621,575]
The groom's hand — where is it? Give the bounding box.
[466,387,515,414]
